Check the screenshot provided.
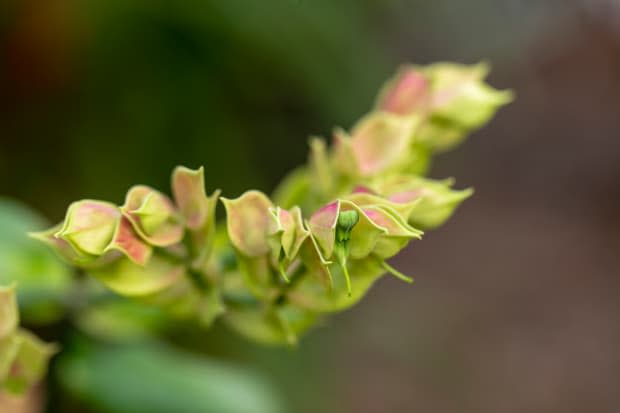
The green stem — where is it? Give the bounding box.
[381,261,414,284]
[278,261,290,283]
[336,248,352,296]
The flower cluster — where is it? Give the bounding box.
[30,62,511,347]
[0,284,56,394]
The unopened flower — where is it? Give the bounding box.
[334,112,419,177]
[0,285,57,395]
[378,62,513,152]
[121,186,184,247]
[307,199,420,295]
[376,67,430,115]
[56,200,120,256]
[372,175,473,229]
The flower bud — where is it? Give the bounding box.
[121,186,184,247]
[29,224,97,266]
[349,112,419,177]
[1,330,57,394]
[375,176,473,229]
[376,66,430,115]
[55,200,120,256]
[33,216,151,267]
[419,62,513,151]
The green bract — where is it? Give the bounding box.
[28,62,511,347]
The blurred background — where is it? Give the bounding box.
[1,0,620,412]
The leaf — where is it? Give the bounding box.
[224,304,317,346]
[75,299,170,341]
[57,339,285,413]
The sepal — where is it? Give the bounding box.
[222,191,273,258]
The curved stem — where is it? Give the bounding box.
[381,261,414,284]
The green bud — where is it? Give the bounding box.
[337,210,359,237]
[55,200,120,256]
[418,62,513,152]
[376,66,430,115]
[33,217,151,267]
[122,186,184,247]
[349,112,420,176]
[334,209,359,296]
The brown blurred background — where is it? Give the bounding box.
[1,1,620,412]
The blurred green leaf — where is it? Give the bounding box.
[57,338,285,413]
[0,198,72,324]
[223,304,318,346]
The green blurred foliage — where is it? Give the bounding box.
[56,338,284,413]
[1,0,395,219]
[0,198,72,324]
